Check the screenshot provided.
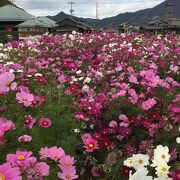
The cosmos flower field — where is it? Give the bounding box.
[0,32,179,180]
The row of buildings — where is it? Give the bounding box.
[0,4,92,41]
[0,3,180,41]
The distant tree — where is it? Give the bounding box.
[0,0,13,7]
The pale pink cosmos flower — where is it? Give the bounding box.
[109,121,117,128]
[0,163,22,180]
[47,146,65,161]
[59,155,75,169]
[84,138,99,152]
[18,135,32,142]
[58,167,78,180]
[142,98,157,110]
[38,118,52,128]
[0,72,17,93]
[16,91,34,107]
[39,147,49,160]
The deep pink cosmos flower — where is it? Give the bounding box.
[84,138,99,152]
[141,98,157,110]
[59,155,75,169]
[168,170,180,180]
[0,163,22,180]
[0,72,17,93]
[39,118,52,128]
[47,146,65,161]
[16,91,34,107]
[24,115,36,129]
[58,167,78,180]
[6,150,36,171]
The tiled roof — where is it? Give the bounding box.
[16,17,57,28]
[0,4,34,21]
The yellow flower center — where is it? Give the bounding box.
[5,81,11,86]
[149,101,153,105]
[139,159,143,164]
[161,154,166,159]
[0,173,5,180]
[65,162,71,166]
[22,97,27,101]
[88,143,94,148]
[161,167,167,172]
[130,159,133,164]
[17,155,25,161]
[65,174,71,179]
[53,153,58,158]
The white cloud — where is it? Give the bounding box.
[14,0,165,18]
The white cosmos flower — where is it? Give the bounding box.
[176,137,180,144]
[129,168,153,180]
[154,175,172,180]
[4,61,14,66]
[153,145,170,164]
[82,85,89,92]
[124,157,133,167]
[76,70,82,74]
[84,77,91,83]
[34,73,43,77]
[155,162,170,177]
[132,154,149,170]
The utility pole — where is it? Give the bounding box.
[68,2,75,17]
[96,0,99,20]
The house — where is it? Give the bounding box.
[144,16,180,34]
[0,4,34,41]
[16,17,57,39]
[56,16,91,34]
[118,22,138,33]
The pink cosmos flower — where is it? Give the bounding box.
[35,162,50,177]
[16,91,34,107]
[24,115,36,129]
[18,135,32,142]
[39,118,52,128]
[58,167,78,180]
[6,150,36,171]
[109,121,117,128]
[141,98,157,110]
[47,146,65,161]
[84,138,99,152]
[59,155,75,169]
[0,72,17,93]
[39,147,49,160]
[0,163,22,180]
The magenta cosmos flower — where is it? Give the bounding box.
[58,167,78,180]
[0,72,17,93]
[141,98,157,110]
[39,118,52,128]
[6,150,36,171]
[84,138,99,152]
[16,91,34,107]
[47,146,65,161]
[24,115,36,129]
[0,163,22,180]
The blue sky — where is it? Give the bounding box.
[14,0,164,18]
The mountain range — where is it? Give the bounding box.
[49,0,180,27]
